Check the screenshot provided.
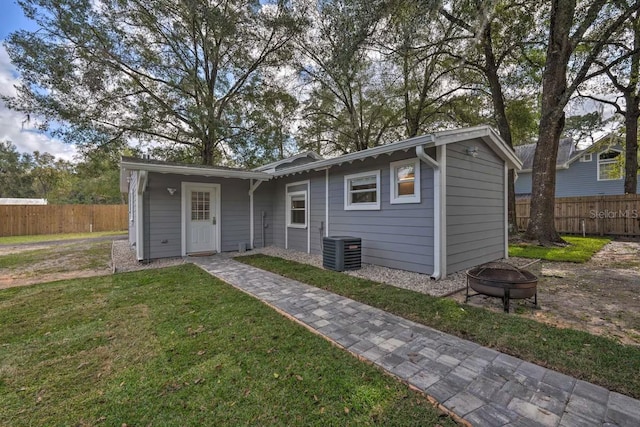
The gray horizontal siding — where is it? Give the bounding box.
[447,228,505,245]
[287,227,307,252]
[272,179,286,249]
[327,150,435,275]
[219,179,251,252]
[448,249,505,270]
[515,149,639,197]
[309,171,327,254]
[514,173,532,195]
[147,173,181,259]
[146,173,254,258]
[253,181,274,249]
[446,140,505,274]
[272,175,326,253]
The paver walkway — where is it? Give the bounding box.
[194,257,640,427]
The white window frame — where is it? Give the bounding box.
[390,158,421,204]
[286,190,307,228]
[597,149,623,181]
[344,170,381,211]
[580,153,592,162]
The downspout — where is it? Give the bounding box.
[248,179,264,249]
[504,163,509,258]
[261,211,266,248]
[136,170,148,262]
[325,168,329,237]
[416,145,442,279]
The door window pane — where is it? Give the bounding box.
[191,191,210,220]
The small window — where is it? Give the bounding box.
[390,158,420,204]
[191,191,210,221]
[344,170,380,210]
[597,150,622,181]
[287,191,307,228]
[580,153,592,162]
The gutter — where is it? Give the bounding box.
[416,145,444,280]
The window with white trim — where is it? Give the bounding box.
[287,191,307,227]
[390,158,420,204]
[579,153,592,162]
[344,170,380,210]
[597,150,622,181]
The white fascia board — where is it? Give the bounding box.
[433,126,522,170]
[137,171,148,195]
[119,168,130,193]
[272,134,435,177]
[273,126,522,177]
[120,160,272,180]
[253,151,323,172]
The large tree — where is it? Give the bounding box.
[3,0,303,166]
[295,0,402,155]
[579,10,640,194]
[440,0,542,233]
[379,0,463,138]
[525,0,640,244]
[0,141,35,198]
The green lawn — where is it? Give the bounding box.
[0,265,456,426]
[237,254,640,399]
[0,240,112,272]
[0,231,126,246]
[508,236,611,262]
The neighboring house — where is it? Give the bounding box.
[514,136,639,197]
[0,198,48,205]
[120,126,522,279]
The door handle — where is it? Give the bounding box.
[212,216,216,225]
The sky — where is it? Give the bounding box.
[0,1,78,161]
[0,1,621,164]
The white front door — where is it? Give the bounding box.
[184,184,219,254]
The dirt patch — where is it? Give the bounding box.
[451,240,640,346]
[0,239,114,289]
[0,270,111,290]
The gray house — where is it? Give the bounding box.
[514,136,639,197]
[120,126,522,279]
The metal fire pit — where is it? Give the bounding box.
[466,262,538,313]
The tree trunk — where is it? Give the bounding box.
[525,112,566,244]
[624,99,639,194]
[202,136,215,166]
[481,23,518,234]
[525,0,575,245]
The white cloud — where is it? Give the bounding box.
[0,45,77,162]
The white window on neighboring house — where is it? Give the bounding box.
[597,150,623,181]
[287,191,307,228]
[344,170,380,210]
[390,158,420,204]
[580,153,592,162]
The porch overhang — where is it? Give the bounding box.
[120,158,272,181]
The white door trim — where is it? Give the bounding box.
[181,182,221,256]
[285,180,310,253]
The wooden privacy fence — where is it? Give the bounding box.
[516,194,640,236]
[0,204,128,237]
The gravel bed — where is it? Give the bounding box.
[244,247,505,297]
[112,240,537,299]
[111,240,185,273]
[243,247,540,297]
